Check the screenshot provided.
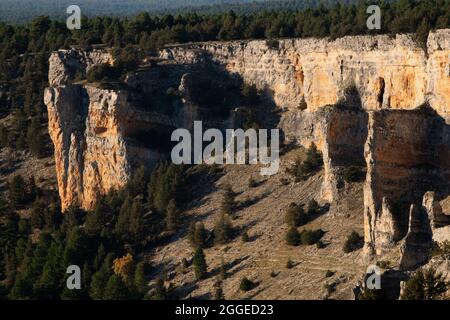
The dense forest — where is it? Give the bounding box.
[0,0,450,299]
[0,0,351,24]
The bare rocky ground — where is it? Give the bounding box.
[0,148,57,192]
[149,147,367,300]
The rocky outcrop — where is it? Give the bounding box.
[46,30,450,218]
[45,50,234,210]
[363,108,450,268]
[162,30,450,120]
[399,204,433,270]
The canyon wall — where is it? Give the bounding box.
[45,31,450,266]
[161,30,450,120]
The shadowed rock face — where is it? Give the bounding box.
[162,30,450,120]
[363,109,450,268]
[45,50,239,211]
[45,29,450,240]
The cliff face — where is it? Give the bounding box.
[161,30,450,120]
[45,31,450,267]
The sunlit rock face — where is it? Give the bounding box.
[46,30,450,224]
[162,30,450,119]
[363,109,450,267]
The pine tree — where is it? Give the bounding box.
[305,142,323,171]
[213,280,225,300]
[285,227,300,246]
[103,274,130,300]
[63,227,89,266]
[89,268,109,300]
[285,203,307,227]
[8,175,27,208]
[214,213,233,245]
[26,116,45,157]
[31,198,46,229]
[127,165,148,197]
[93,244,106,271]
[188,222,208,248]
[192,248,207,280]
[82,262,93,297]
[220,185,235,215]
[85,200,108,235]
[134,262,147,295]
[307,199,320,215]
[128,199,144,242]
[165,198,179,231]
[0,124,7,147]
[401,268,447,300]
[34,241,64,299]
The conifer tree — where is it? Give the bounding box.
[188,222,208,249]
[193,247,207,280]
[213,213,233,245]
[165,199,179,231]
[103,274,130,300]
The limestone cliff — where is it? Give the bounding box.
[161,30,450,120]
[45,28,450,268]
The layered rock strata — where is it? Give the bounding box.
[45,29,450,265]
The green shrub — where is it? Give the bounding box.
[288,143,323,181]
[401,268,447,300]
[188,222,209,248]
[300,229,324,245]
[305,143,323,171]
[239,277,255,292]
[285,203,308,227]
[192,248,207,280]
[325,270,335,278]
[342,165,366,182]
[343,230,364,253]
[241,230,249,242]
[86,63,120,82]
[266,39,279,50]
[324,282,336,294]
[360,289,386,300]
[298,96,307,110]
[307,199,320,215]
[285,227,301,246]
[316,240,325,249]
[286,259,295,269]
[248,177,257,188]
[213,213,233,245]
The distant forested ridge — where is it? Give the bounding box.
[0,0,351,23]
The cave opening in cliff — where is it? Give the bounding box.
[127,125,176,152]
[377,77,385,108]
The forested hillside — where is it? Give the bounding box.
[0,0,349,23]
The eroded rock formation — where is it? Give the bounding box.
[45,28,450,268]
[161,30,450,120]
